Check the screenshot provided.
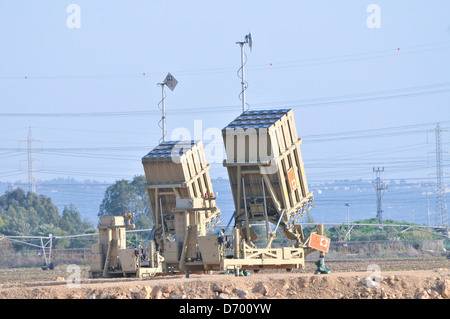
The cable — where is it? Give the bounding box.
[0,73,149,80]
[260,42,450,71]
[1,80,449,118]
[237,50,250,112]
[2,40,450,80]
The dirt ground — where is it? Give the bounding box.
[0,257,449,300]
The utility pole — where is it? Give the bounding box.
[345,203,351,241]
[236,32,252,113]
[426,178,431,226]
[373,167,388,230]
[20,127,41,193]
[433,123,448,226]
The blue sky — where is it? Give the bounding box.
[0,1,449,185]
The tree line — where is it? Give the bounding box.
[0,174,438,251]
[0,175,154,249]
[0,187,96,249]
[98,175,153,230]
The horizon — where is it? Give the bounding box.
[0,174,445,186]
[1,175,446,227]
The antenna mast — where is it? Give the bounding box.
[157,73,178,143]
[236,32,252,113]
[157,82,167,142]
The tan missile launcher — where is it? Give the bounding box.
[222,109,313,240]
[220,109,329,273]
[142,140,222,274]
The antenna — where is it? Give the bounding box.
[246,32,253,52]
[157,73,178,143]
[236,31,253,113]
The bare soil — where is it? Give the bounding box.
[0,257,449,300]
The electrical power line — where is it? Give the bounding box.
[1,81,450,118]
[1,39,449,81]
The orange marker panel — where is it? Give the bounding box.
[308,233,331,253]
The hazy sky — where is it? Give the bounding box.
[0,1,449,186]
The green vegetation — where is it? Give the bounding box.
[247,213,442,247]
[325,217,437,241]
[0,175,154,250]
[0,188,96,248]
[98,175,153,230]
[1,176,442,250]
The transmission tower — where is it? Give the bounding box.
[20,127,41,193]
[433,123,448,226]
[373,167,388,229]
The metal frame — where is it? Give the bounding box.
[301,222,450,240]
[0,235,53,267]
